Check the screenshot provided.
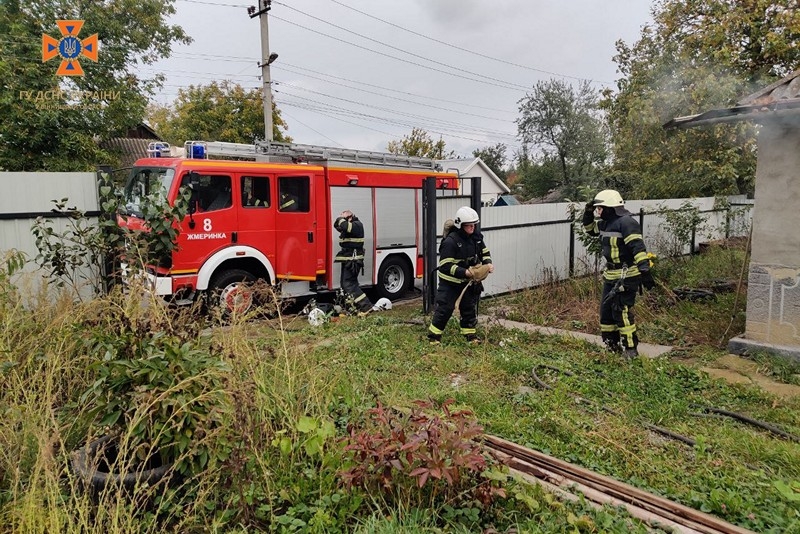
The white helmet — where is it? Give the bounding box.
[454,206,479,228]
[371,297,393,312]
[593,189,624,208]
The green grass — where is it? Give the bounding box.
[1,245,799,533]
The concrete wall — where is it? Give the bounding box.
[730,123,800,361]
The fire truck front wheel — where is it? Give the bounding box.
[209,269,257,317]
[376,256,412,301]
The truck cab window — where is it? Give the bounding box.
[278,176,310,212]
[242,176,270,208]
[123,167,175,217]
[181,174,232,212]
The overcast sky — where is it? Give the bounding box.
[149,0,654,158]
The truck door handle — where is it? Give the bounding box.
[307,232,314,243]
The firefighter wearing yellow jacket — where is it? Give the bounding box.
[428,206,493,345]
[583,190,655,358]
[334,210,373,314]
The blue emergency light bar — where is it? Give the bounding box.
[146,142,171,158]
[184,141,207,159]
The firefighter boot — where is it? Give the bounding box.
[621,333,639,360]
[427,333,442,345]
[601,332,622,354]
[464,334,481,345]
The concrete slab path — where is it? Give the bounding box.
[481,317,673,359]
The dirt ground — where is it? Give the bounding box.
[699,353,800,398]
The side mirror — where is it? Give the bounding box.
[187,171,200,189]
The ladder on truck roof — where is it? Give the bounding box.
[189,140,442,170]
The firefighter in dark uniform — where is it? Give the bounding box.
[583,190,655,358]
[428,206,493,345]
[333,210,373,314]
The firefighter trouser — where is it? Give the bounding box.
[600,277,640,350]
[429,281,479,337]
[340,260,372,312]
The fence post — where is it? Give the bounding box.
[691,222,697,255]
[725,207,731,239]
[568,218,575,277]
[639,207,644,230]
[422,177,438,314]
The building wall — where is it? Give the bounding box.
[743,123,800,348]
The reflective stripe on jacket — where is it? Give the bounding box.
[437,229,492,284]
[334,216,365,262]
[583,212,649,281]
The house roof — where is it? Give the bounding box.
[436,157,510,193]
[663,69,800,130]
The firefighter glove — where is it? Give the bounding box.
[640,270,655,291]
[468,264,492,282]
[584,199,596,213]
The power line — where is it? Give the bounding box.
[272,1,531,91]
[275,92,519,145]
[280,110,345,146]
[282,99,522,150]
[275,83,517,139]
[270,14,528,92]
[275,62,516,114]
[328,0,612,86]
[273,68,514,124]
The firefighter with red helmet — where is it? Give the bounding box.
[583,190,655,358]
[428,206,493,345]
[334,210,373,314]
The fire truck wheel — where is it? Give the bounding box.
[376,256,411,301]
[209,269,257,317]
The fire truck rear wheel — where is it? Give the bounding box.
[209,269,257,317]
[376,256,411,301]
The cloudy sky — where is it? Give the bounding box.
[149,0,654,157]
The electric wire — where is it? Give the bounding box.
[274,82,517,137]
[271,2,531,91]
[276,97,520,147]
[280,110,344,147]
[269,14,528,92]
[275,91,519,144]
[273,64,515,122]
[328,0,612,86]
[275,61,516,114]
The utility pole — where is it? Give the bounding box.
[248,0,276,142]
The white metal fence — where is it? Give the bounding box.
[1,172,100,296]
[437,195,753,297]
[1,171,752,300]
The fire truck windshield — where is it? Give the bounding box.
[123,167,175,217]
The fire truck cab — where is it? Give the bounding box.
[120,141,458,313]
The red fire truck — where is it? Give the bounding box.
[119,141,458,313]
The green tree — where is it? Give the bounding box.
[148,81,291,145]
[517,79,608,199]
[473,143,508,183]
[387,127,454,159]
[0,0,190,171]
[603,0,800,199]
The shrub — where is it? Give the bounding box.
[80,303,232,477]
[339,399,507,524]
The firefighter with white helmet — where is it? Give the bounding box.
[428,206,494,345]
[583,190,655,358]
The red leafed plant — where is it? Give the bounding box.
[339,398,506,508]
